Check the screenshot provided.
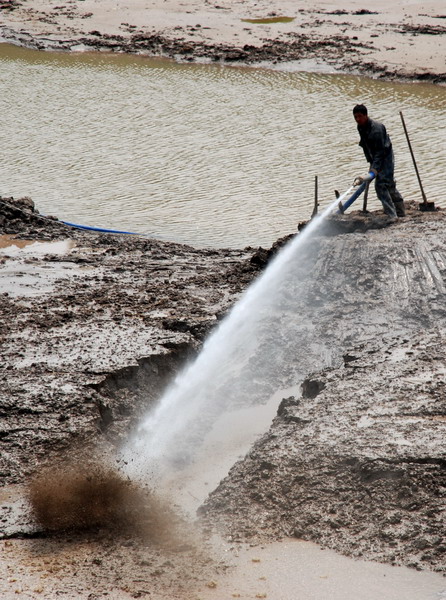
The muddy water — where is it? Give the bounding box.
[0,234,83,297]
[1,43,445,248]
[199,540,446,600]
[158,385,292,516]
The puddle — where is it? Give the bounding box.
[0,235,91,297]
[0,261,88,297]
[0,234,75,256]
[241,16,295,24]
[159,385,300,515]
[199,539,446,600]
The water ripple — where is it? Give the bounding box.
[0,44,445,248]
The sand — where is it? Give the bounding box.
[1,0,445,80]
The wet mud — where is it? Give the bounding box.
[0,196,259,486]
[0,196,259,597]
[1,195,446,597]
[200,204,446,574]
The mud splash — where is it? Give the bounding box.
[27,458,183,546]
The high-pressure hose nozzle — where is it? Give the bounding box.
[353,170,376,187]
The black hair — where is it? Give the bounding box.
[353,104,368,115]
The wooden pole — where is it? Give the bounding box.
[399,110,428,204]
[311,175,318,218]
[362,164,370,212]
[362,181,369,212]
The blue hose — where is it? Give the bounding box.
[337,171,376,214]
[337,182,367,213]
[60,220,139,235]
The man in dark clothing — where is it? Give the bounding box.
[353,104,405,218]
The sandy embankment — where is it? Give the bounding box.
[1,0,445,81]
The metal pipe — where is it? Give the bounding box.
[399,110,428,204]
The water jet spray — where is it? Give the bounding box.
[120,192,351,492]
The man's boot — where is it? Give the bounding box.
[394,201,406,217]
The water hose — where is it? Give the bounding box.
[336,170,377,213]
[60,220,139,235]
[0,197,141,236]
[336,181,367,213]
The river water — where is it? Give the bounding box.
[1,43,445,248]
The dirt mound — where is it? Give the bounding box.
[0,195,72,239]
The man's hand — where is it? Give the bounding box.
[353,170,376,186]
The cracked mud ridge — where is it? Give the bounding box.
[0,195,445,598]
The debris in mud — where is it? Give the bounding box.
[249,233,294,269]
[316,9,378,16]
[0,0,22,11]
[353,9,379,15]
[399,23,446,35]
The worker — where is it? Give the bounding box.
[352,104,405,218]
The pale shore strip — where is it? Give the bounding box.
[1,0,445,80]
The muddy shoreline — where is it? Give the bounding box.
[1,0,446,83]
[0,196,261,486]
[0,196,262,598]
[1,194,445,598]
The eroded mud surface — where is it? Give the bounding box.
[0,196,260,486]
[0,196,262,597]
[201,204,446,574]
[1,195,445,597]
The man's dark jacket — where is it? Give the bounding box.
[357,118,393,172]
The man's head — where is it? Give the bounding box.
[353,104,368,127]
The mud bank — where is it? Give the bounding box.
[1,0,445,82]
[0,196,262,598]
[0,196,260,486]
[1,195,446,597]
[200,205,446,574]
